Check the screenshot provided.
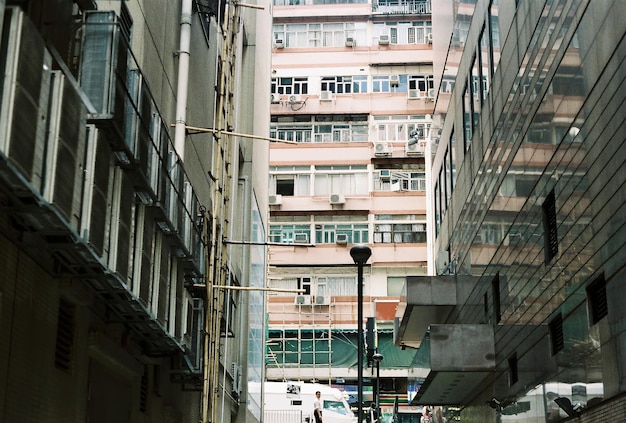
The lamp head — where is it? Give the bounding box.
[372,352,384,363]
[350,244,372,265]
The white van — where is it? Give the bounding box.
[263,381,357,423]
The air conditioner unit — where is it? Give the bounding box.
[269,194,282,205]
[428,88,435,98]
[378,34,390,45]
[374,142,391,156]
[345,37,356,47]
[336,233,348,245]
[314,295,329,305]
[270,93,280,103]
[320,90,333,101]
[294,233,309,243]
[426,33,433,44]
[288,94,301,103]
[274,39,285,48]
[294,295,311,305]
[390,74,400,87]
[329,193,345,205]
[406,140,425,156]
[408,89,420,99]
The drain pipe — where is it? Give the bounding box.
[174,0,193,158]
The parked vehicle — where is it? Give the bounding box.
[263,381,357,423]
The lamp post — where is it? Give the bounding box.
[350,245,372,423]
[372,352,384,419]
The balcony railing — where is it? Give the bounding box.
[372,0,431,15]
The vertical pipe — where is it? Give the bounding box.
[174,0,192,158]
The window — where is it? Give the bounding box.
[315,223,368,244]
[373,21,432,45]
[462,82,472,152]
[313,165,368,195]
[489,0,501,73]
[374,216,426,243]
[269,224,311,244]
[387,277,407,296]
[374,170,426,192]
[352,76,368,93]
[549,313,564,355]
[508,354,519,386]
[321,76,353,94]
[408,75,434,96]
[373,75,406,93]
[542,189,558,263]
[271,119,368,144]
[271,77,308,95]
[587,274,608,324]
[492,273,501,323]
[269,167,311,196]
[273,22,366,48]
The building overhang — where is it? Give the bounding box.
[396,275,480,349]
[411,324,495,405]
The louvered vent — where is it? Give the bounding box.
[44,72,87,230]
[542,190,558,263]
[508,354,518,386]
[80,10,130,141]
[81,126,114,259]
[0,8,50,189]
[55,299,75,371]
[139,365,149,413]
[549,313,564,355]
[587,274,608,324]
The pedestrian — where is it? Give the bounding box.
[314,391,323,423]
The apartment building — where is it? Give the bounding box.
[397,1,626,422]
[266,0,434,415]
[0,1,271,422]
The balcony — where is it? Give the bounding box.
[372,0,431,15]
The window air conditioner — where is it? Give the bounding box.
[406,140,425,156]
[428,88,435,98]
[294,295,311,305]
[390,74,400,87]
[329,193,345,205]
[320,90,333,101]
[294,233,309,243]
[408,89,420,99]
[336,233,348,245]
[374,142,391,156]
[270,93,280,103]
[378,34,390,45]
[427,33,433,44]
[314,295,329,305]
[288,94,301,103]
[269,194,282,205]
[274,39,285,48]
[345,37,356,47]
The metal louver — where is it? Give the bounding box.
[81,126,114,260]
[0,8,51,190]
[108,167,135,281]
[44,72,87,231]
[80,11,129,140]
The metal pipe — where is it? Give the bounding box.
[350,245,372,423]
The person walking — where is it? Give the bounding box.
[314,391,323,423]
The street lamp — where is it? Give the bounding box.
[350,244,372,423]
[372,352,384,419]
